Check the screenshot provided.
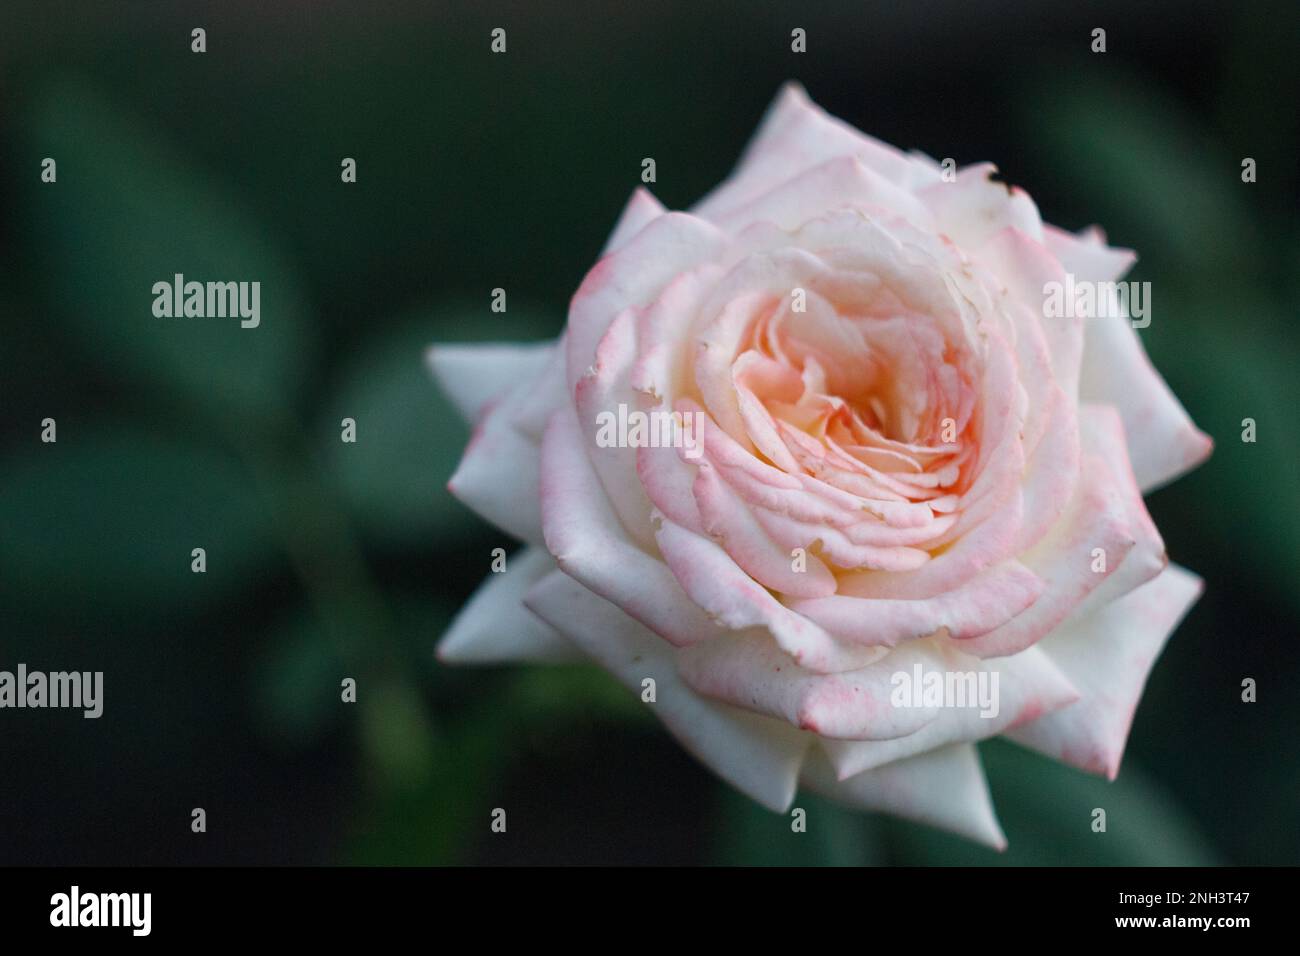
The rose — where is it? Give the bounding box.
[428,84,1211,846]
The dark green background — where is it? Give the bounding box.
[0,0,1296,865]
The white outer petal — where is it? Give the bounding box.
[802,742,1007,850]
[426,341,552,425]
[1050,225,1213,492]
[436,546,579,663]
[693,82,939,223]
[602,187,668,255]
[1006,563,1203,779]
[524,568,812,812]
[819,643,1077,776]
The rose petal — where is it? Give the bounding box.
[712,154,934,233]
[802,742,1008,850]
[1057,227,1213,491]
[524,568,813,812]
[436,546,579,663]
[602,186,667,255]
[818,642,1077,773]
[574,308,658,548]
[567,212,727,395]
[1006,564,1202,779]
[540,406,722,647]
[788,560,1044,649]
[694,83,939,223]
[654,516,880,673]
[956,404,1163,658]
[675,630,927,741]
[691,460,838,597]
[919,163,1044,247]
[447,395,544,546]
[980,226,1083,402]
[426,341,553,425]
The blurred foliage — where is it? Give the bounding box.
[21,78,314,427]
[0,0,1295,865]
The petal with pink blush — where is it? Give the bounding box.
[694,290,776,450]
[601,186,667,255]
[957,404,1164,659]
[752,506,932,573]
[439,340,568,546]
[802,742,1007,850]
[1061,405,1168,618]
[694,83,940,223]
[524,568,813,813]
[629,264,725,405]
[690,462,838,598]
[788,560,1045,649]
[637,442,706,533]
[818,642,1077,774]
[540,407,722,648]
[712,154,934,233]
[655,517,881,674]
[437,546,579,663]
[836,488,1025,601]
[1006,564,1202,779]
[566,212,726,395]
[980,226,1084,402]
[574,308,657,548]
[1013,385,1080,552]
[919,163,1044,247]
[676,631,927,741]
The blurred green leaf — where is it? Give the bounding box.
[887,740,1220,865]
[0,425,277,613]
[346,715,510,866]
[711,786,885,866]
[251,606,348,750]
[1143,289,1300,612]
[21,78,313,422]
[358,676,437,792]
[503,664,652,727]
[1024,71,1264,277]
[321,307,555,546]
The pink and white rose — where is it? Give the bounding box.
[428,84,1212,846]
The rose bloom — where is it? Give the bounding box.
[428,85,1211,846]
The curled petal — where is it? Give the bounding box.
[540,407,721,647]
[957,405,1163,658]
[789,561,1045,649]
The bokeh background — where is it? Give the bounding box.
[1,0,1296,865]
